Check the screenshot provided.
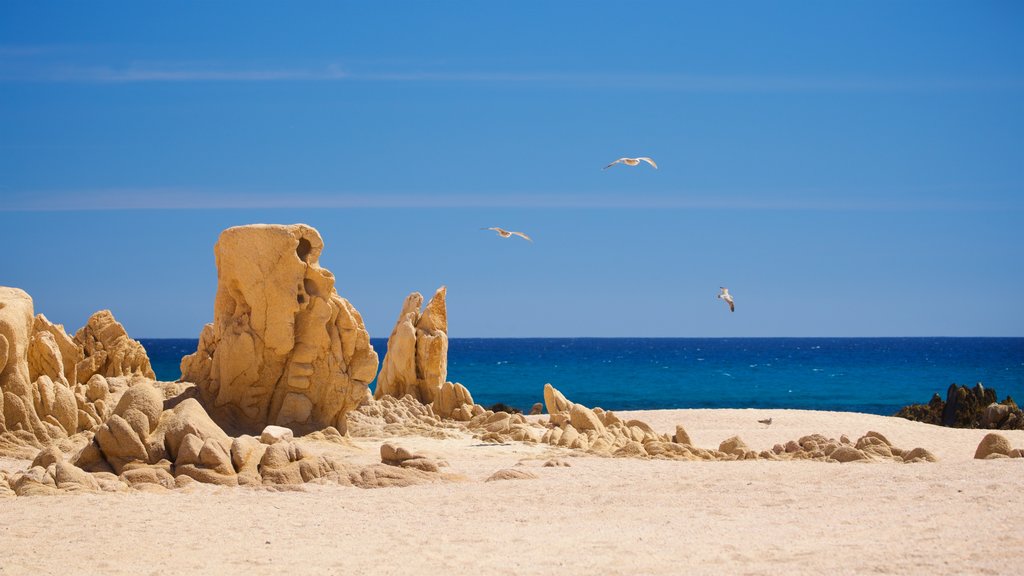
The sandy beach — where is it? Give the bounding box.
[3,408,1022,576]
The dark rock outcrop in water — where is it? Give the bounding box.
[895,383,1023,430]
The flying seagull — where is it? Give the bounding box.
[482,227,532,242]
[603,157,658,170]
[717,287,735,312]
[758,417,773,426]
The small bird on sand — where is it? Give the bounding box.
[482,227,532,242]
[603,157,658,170]
[758,417,773,426]
[717,287,735,312]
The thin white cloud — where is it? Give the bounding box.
[44,64,349,83]
[1,61,1020,92]
[1,188,1019,212]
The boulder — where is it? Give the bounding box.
[174,433,238,486]
[231,435,267,485]
[432,381,474,420]
[975,433,1013,459]
[543,383,573,414]
[54,461,100,492]
[161,398,231,461]
[180,224,378,435]
[719,436,749,457]
[829,446,870,463]
[569,404,606,435]
[259,425,294,445]
[673,425,693,446]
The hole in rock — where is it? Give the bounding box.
[303,278,320,298]
[296,238,313,262]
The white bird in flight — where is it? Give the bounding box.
[717,287,735,313]
[482,227,532,242]
[603,157,658,170]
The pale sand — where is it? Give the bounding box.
[3,409,1023,576]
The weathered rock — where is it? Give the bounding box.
[350,464,439,489]
[260,425,294,445]
[120,465,176,490]
[1,288,67,445]
[981,403,1011,429]
[230,435,267,485]
[74,310,155,384]
[829,446,870,463]
[31,445,63,469]
[569,404,606,435]
[375,287,448,404]
[161,398,231,461]
[673,425,693,446]
[896,383,1023,430]
[432,381,474,420]
[719,436,749,457]
[529,402,543,416]
[10,466,60,496]
[180,224,379,435]
[543,383,573,415]
[485,468,538,482]
[975,433,1013,459]
[175,433,238,486]
[259,441,347,485]
[901,447,938,463]
[54,461,100,492]
[614,440,649,458]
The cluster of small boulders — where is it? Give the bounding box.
[0,382,448,497]
[466,384,939,464]
[348,395,470,439]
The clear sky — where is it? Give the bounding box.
[1,1,1022,338]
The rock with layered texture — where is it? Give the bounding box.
[432,381,475,421]
[74,310,155,384]
[92,381,168,473]
[543,383,574,415]
[179,224,379,436]
[375,287,448,404]
[1,288,89,452]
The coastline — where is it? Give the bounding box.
[3,408,1023,575]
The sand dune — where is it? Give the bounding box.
[3,408,1022,576]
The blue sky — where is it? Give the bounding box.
[1,1,1022,337]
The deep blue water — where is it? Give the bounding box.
[141,338,1024,416]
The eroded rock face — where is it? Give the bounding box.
[2,290,83,453]
[180,224,379,435]
[74,310,155,384]
[375,287,448,404]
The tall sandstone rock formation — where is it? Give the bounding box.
[374,287,449,404]
[373,287,475,420]
[180,224,378,435]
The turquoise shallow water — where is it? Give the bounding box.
[142,337,1024,416]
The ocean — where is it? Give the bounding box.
[141,337,1024,416]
